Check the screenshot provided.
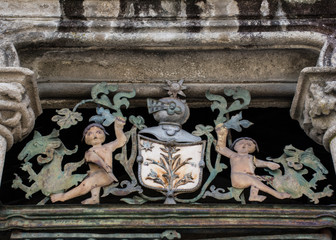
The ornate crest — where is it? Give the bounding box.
[136,80,206,204]
[138,136,205,204]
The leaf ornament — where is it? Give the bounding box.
[90,82,136,118]
[51,108,83,130]
[205,91,228,125]
[91,82,118,109]
[89,107,116,127]
[206,88,251,126]
[129,115,147,130]
[224,88,251,112]
[192,124,214,137]
[112,88,136,117]
[224,112,253,132]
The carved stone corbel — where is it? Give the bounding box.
[0,67,41,186]
[291,67,336,172]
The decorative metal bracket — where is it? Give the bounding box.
[11,80,334,205]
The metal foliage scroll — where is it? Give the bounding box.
[12,81,333,205]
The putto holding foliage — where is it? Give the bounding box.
[215,124,291,202]
[51,117,126,204]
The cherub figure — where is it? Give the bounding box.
[215,124,291,202]
[51,117,127,204]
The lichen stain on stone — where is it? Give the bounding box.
[59,0,86,20]
[260,0,270,17]
[58,0,88,32]
[118,0,164,18]
[185,0,206,33]
[236,0,284,32]
[199,0,239,17]
[226,0,239,17]
[83,1,120,18]
[200,0,239,32]
[161,0,181,16]
[281,0,336,18]
[283,0,320,4]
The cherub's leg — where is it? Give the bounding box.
[81,187,101,204]
[251,179,291,200]
[51,172,111,203]
[249,186,266,202]
[232,173,290,201]
[51,177,95,203]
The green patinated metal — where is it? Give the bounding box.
[11,82,334,206]
[174,89,253,203]
[10,230,181,240]
[102,124,142,198]
[52,108,83,130]
[2,204,336,231]
[90,82,136,118]
[266,145,333,204]
[9,232,332,240]
[12,82,137,204]
[206,88,251,126]
[12,129,86,203]
[147,98,182,115]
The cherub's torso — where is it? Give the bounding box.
[230,153,255,175]
[85,145,113,171]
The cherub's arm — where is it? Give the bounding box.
[215,124,236,158]
[105,117,127,152]
[85,150,112,173]
[254,158,280,170]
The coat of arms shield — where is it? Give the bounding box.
[138,135,206,203]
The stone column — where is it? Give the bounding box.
[0,67,41,186]
[291,67,336,173]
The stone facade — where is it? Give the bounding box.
[1,0,336,239]
[1,0,335,109]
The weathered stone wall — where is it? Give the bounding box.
[1,0,335,109]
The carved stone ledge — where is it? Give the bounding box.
[291,67,336,151]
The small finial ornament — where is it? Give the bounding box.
[163,79,187,98]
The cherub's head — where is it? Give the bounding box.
[83,123,109,146]
[230,137,259,154]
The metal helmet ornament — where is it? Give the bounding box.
[139,80,199,143]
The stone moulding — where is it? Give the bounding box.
[1,12,333,109]
[0,205,336,231]
[16,31,326,109]
[290,67,336,151]
[0,67,42,118]
[0,67,41,149]
[0,67,41,186]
